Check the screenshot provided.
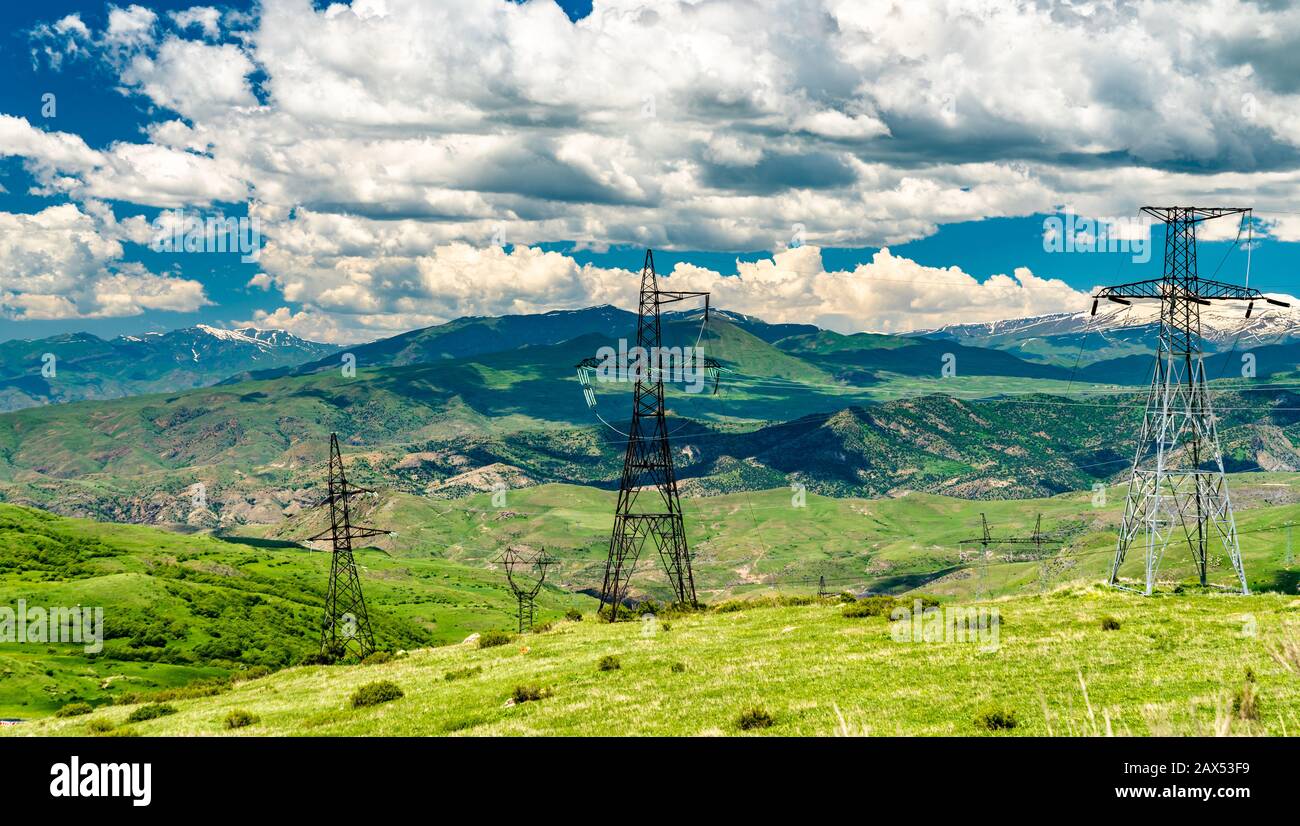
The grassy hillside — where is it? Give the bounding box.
[0,504,593,717]
[260,474,1300,602]
[11,587,1300,736]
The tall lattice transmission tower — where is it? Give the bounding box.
[307,433,390,658]
[577,249,720,621]
[494,546,555,632]
[1095,207,1288,595]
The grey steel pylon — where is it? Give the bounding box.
[1096,207,1288,595]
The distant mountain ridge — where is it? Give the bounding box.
[913,295,1300,365]
[0,325,337,411]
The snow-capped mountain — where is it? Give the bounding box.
[0,325,337,411]
[912,292,1300,364]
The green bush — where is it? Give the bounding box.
[843,596,898,618]
[55,702,94,718]
[444,665,482,682]
[126,703,177,723]
[86,718,115,734]
[670,661,687,674]
[713,594,817,614]
[598,655,621,672]
[115,677,229,706]
[975,705,1018,731]
[350,681,404,708]
[235,665,273,682]
[1100,616,1121,631]
[224,709,259,729]
[478,630,513,649]
[511,684,549,704]
[737,706,774,730]
[362,651,393,665]
[564,608,583,622]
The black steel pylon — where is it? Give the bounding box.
[579,250,720,620]
[1094,207,1288,595]
[307,433,390,658]
[494,547,555,632]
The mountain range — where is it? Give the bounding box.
[0,325,337,411]
[914,293,1300,366]
[5,303,1300,530]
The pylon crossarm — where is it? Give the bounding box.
[654,290,711,304]
[344,527,390,540]
[1139,206,1249,224]
[1092,278,1273,304]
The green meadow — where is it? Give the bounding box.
[10,587,1300,737]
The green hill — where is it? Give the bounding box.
[0,504,592,717]
[11,586,1300,736]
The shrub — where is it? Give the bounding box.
[1100,616,1122,631]
[511,684,549,704]
[597,655,621,672]
[224,709,259,729]
[444,665,482,682]
[86,718,115,734]
[713,595,817,614]
[737,706,774,730]
[564,608,583,622]
[531,620,556,634]
[362,651,393,666]
[351,681,404,708]
[234,665,272,682]
[843,596,897,618]
[975,705,1018,731]
[478,630,513,649]
[115,678,229,706]
[126,703,177,723]
[56,702,93,718]
[670,661,687,674]
[660,621,672,633]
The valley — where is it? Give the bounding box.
[2,304,1300,728]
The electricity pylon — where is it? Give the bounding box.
[577,249,720,621]
[960,514,1058,595]
[494,546,555,632]
[307,433,390,658]
[1096,207,1288,595]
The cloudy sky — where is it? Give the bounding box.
[2,0,1300,343]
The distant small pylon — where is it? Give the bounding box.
[495,546,555,632]
[818,575,829,598]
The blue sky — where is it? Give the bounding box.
[2,1,1299,343]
